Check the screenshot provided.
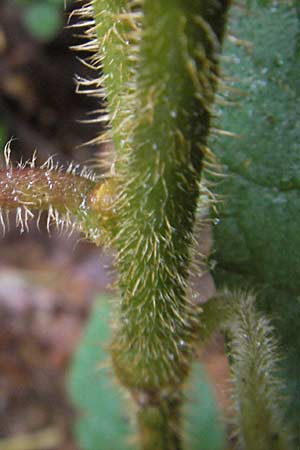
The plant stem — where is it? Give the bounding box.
[0,167,95,212]
[0,152,117,241]
[113,0,231,390]
[89,0,231,448]
[212,290,293,450]
[134,391,183,450]
[78,0,139,150]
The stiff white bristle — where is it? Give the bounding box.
[4,140,12,169]
[0,145,99,237]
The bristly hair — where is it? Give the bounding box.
[69,1,143,154]
[221,289,293,450]
[0,140,110,241]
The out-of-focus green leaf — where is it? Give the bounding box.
[15,0,67,4]
[49,0,67,5]
[68,296,132,450]
[23,3,63,41]
[212,1,300,440]
[184,364,226,450]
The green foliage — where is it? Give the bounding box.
[15,0,67,41]
[213,1,299,290]
[68,297,133,450]
[212,2,300,442]
[184,364,226,450]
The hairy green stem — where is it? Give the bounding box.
[209,290,293,450]
[0,167,95,212]
[87,0,231,448]
[135,393,183,450]
[112,0,230,387]
[77,0,232,447]
[0,153,116,241]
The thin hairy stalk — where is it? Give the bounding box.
[221,290,292,450]
[0,146,116,241]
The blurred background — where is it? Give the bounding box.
[0,1,117,449]
[0,1,229,449]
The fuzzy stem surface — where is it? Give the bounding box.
[92,0,139,150]
[135,391,183,450]
[90,0,230,448]
[0,162,116,242]
[112,0,230,391]
[0,168,95,212]
[218,290,292,450]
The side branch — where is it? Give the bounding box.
[0,150,116,242]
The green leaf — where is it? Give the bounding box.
[68,296,132,450]
[184,364,226,450]
[212,1,300,440]
[23,3,63,41]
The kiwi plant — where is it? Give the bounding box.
[0,1,297,449]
